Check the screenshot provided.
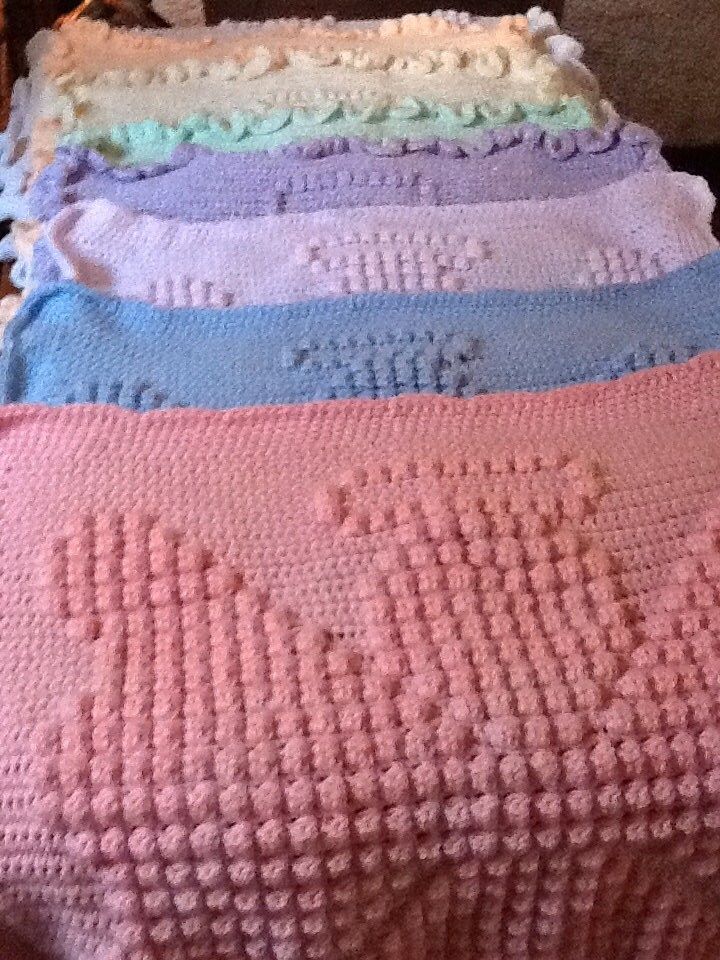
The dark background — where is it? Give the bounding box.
[208,0,563,19]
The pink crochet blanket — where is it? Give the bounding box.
[2,355,720,959]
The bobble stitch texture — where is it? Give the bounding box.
[1,368,715,959]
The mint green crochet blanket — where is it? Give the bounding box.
[64,97,597,164]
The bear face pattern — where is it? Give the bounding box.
[38,454,720,959]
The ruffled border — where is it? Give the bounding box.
[54,45,559,90]
[42,8,589,89]
[29,119,660,222]
[58,97,597,162]
[0,80,33,228]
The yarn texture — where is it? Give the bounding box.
[2,356,720,959]
[32,171,717,303]
[0,80,33,220]
[5,251,720,409]
[49,51,594,135]
[4,9,720,960]
[26,11,598,172]
[28,123,666,223]
[36,12,566,83]
[60,97,599,166]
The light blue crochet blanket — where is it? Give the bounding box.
[3,252,719,410]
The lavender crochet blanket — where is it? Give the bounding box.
[31,171,716,303]
[28,121,664,223]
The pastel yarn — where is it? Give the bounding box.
[32,171,716,304]
[27,10,598,171]
[29,122,666,223]
[2,356,720,959]
[62,97,598,166]
[5,251,720,409]
[38,10,578,83]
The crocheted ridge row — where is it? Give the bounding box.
[54,45,561,91]
[5,112,641,215]
[33,341,705,410]
[282,334,702,396]
[50,120,666,174]
[48,52,593,141]
[58,98,598,166]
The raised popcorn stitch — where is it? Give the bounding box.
[283,330,486,398]
[579,248,666,286]
[33,459,720,957]
[300,232,493,294]
[3,355,720,957]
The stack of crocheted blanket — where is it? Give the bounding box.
[0,10,719,960]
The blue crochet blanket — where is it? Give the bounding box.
[3,252,720,410]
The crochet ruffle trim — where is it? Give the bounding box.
[43,9,572,81]
[44,119,659,185]
[59,97,596,155]
[53,45,559,92]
